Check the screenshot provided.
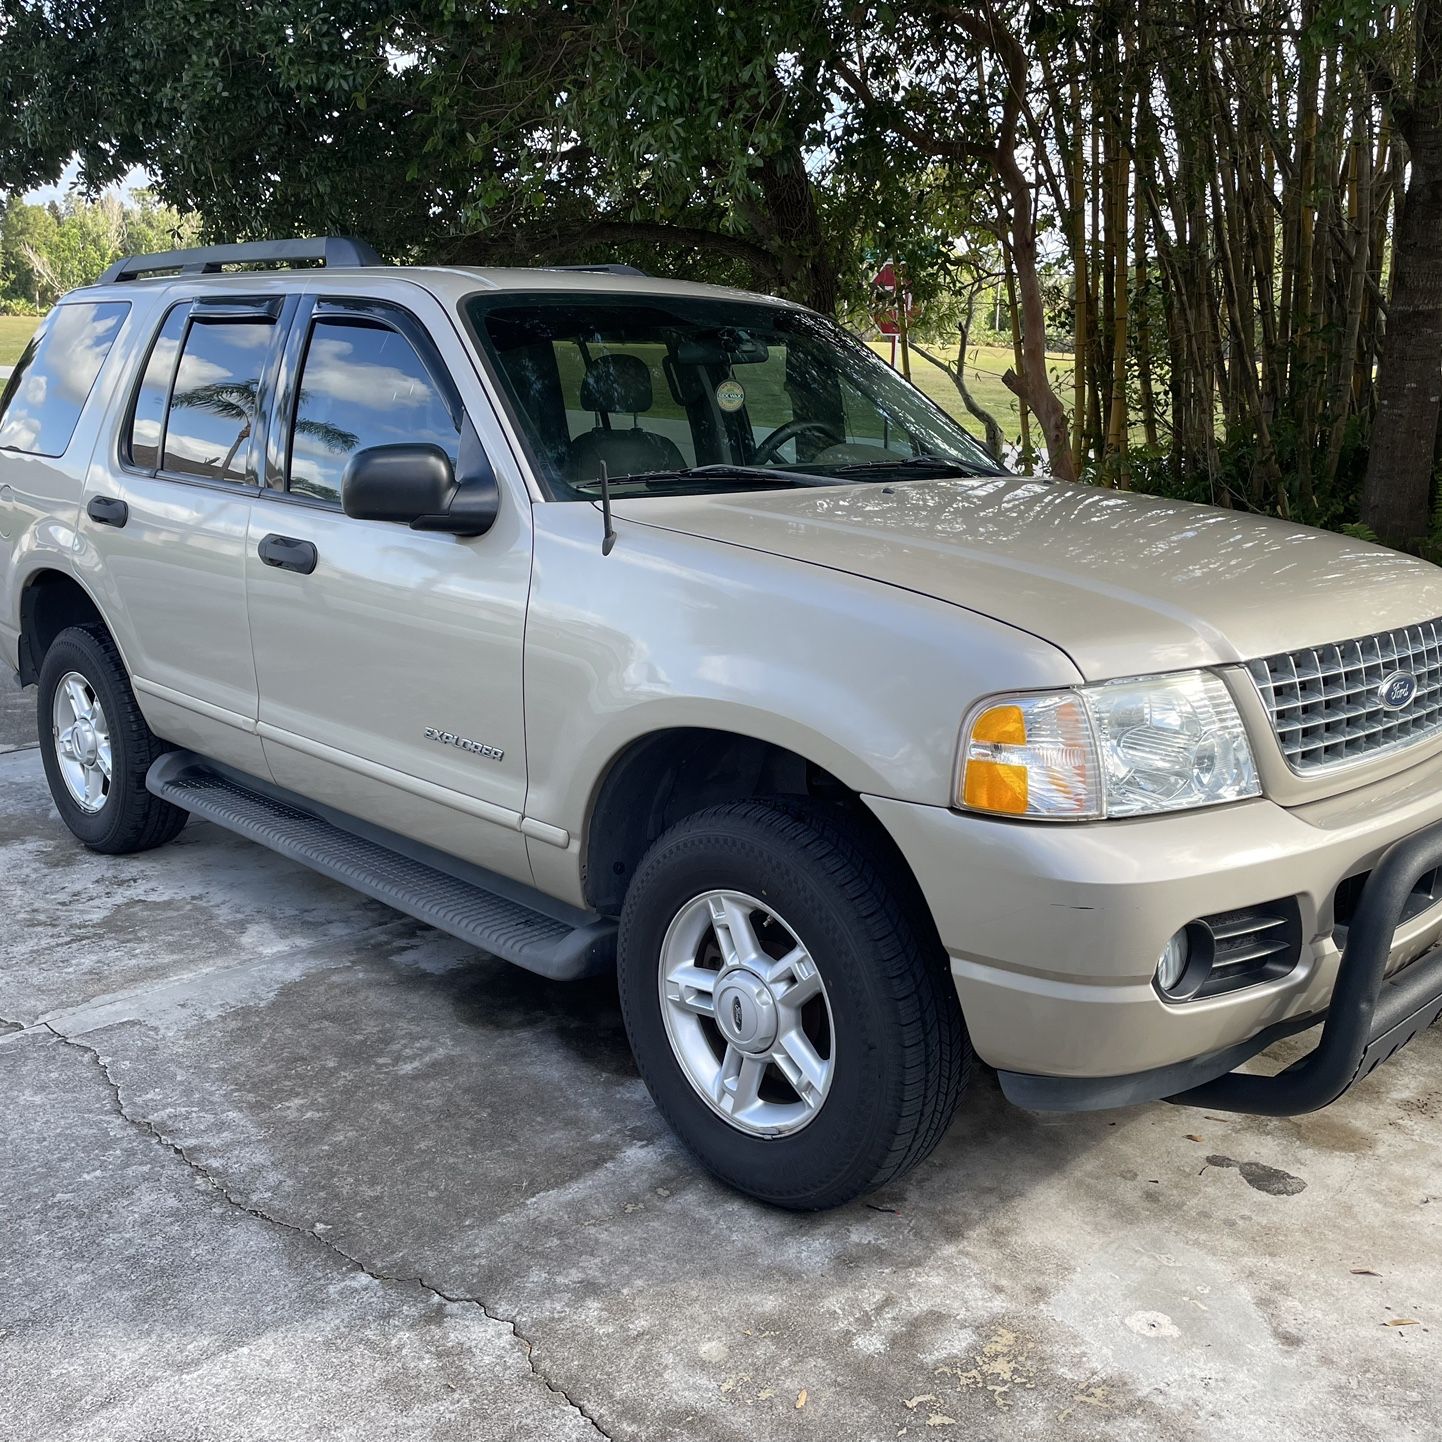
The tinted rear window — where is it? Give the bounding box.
[0,302,130,457]
[162,318,274,483]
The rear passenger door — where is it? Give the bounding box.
[91,295,290,776]
[244,294,533,884]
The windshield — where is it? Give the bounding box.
[464,292,1004,500]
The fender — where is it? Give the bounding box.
[521,503,1084,907]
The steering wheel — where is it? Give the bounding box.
[750,418,844,466]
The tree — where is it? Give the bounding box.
[832,1,1079,479]
[2,0,1436,544]
[0,193,196,309]
[24,196,123,300]
[1,195,58,308]
[0,0,869,311]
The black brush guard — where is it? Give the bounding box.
[1172,819,1442,1115]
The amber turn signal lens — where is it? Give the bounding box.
[962,758,1030,813]
[963,704,1034,815]
[968,703,1027,747]
[959,691,1102,819]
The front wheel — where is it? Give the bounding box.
[618,800,971,1209]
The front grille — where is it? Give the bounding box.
[1332,865,1442,938]
[1246,618,1442,773]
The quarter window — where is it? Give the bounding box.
[0,301,129,457]
[288,319,459,505]
[126,305,189,470]
[162,318,274,483]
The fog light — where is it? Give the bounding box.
[1156,930,1190,994]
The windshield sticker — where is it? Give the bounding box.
[715,378,746,413]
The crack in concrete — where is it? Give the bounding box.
[39,1023,615,1442]
[0,1012,36,1046]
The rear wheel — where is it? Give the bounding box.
[618,800,970,1209]
[37,625,188,854]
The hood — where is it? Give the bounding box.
[615,475,1442,679]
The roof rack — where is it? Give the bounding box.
[97,236,383,285]
[550,263,649,277]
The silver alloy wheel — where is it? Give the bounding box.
[52,671,112,814]
[658,889,836,1136]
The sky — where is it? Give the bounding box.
[24,159,152,205]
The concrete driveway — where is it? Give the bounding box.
[2,667,1439,1441]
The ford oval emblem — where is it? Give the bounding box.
[1378,671,1418,710]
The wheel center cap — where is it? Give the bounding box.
[713,969,778,1053]
[72,722,97,765]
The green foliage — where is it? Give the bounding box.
[0,195,58,309]
[2,1,434,257]
[0,192,197,309]
[1124,414,1372,532]
[0,0,1003,314]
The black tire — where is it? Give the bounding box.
[37,624,188,855]
[618,799,971,1209]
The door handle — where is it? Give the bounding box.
[257,533,319,575]
[86,496,129,528]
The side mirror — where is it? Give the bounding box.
[341,442,499,537]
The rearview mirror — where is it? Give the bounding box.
[341,442,499,537]
[674,329,770,367]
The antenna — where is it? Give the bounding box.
[599,459,617,555]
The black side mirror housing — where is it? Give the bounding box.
[341,434,500,537]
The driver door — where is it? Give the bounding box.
[244,292,535,884]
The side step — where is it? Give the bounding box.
[147,752,615,981]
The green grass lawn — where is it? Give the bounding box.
[868,340,1075,449]
[0,315,40,368]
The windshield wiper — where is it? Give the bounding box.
[831,452,996,477]
[578,464,837,491]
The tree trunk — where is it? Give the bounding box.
[1001,248,1035,472]
[1105,73,1132,483]
[1087,105,1106,459]
[1362,156,1442,542]
[1070,68,1089,473]
[754,143,838,313]
[1363,0,1442,545]
[1322,84,1373,494]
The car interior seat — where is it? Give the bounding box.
[568,354,687,483]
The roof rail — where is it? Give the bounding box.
[97,236,384,285]
[550,263,649,277]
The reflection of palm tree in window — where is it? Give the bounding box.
[170,380,357,480]
[169,379,257,479]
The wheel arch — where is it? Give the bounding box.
[17,568,115,686]
[580,725,936,930]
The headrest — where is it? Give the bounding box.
[579,354,653,414]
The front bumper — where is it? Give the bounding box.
[867,752,1442,1110]
[1006,821,1442,1114]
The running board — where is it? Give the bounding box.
[146,752,614,981]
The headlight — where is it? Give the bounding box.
[959,671,1260,820]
